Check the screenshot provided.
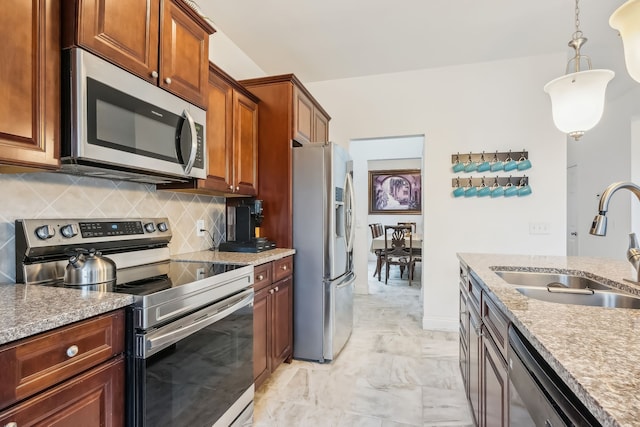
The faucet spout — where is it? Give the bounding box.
[590,181,640,236]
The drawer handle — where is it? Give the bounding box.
[66,345,79,358]
[257,274,264,281]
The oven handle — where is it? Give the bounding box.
[143,289,253,358]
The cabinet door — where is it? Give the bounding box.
[75,0,160,85]
[253,286,271,388]
[469,306,481,427]
[271,276,293,368]
[482,331,508,427]
[313,108,329,143]
[0,356,124,427]
[0,0,59,169]
[293,87,313,144]
[203,67,234,193]
[160,0,209,108]
[232,90,259,196]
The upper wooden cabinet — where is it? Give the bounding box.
[240,74,331,248]
[294,86,330,144]
[62,0,215,108]
[160,63,259,196]
[0,0,60,171]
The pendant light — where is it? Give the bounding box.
[544,0,614,141]
[610,0,640,83]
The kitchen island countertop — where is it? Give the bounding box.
[0,283,133,346]
[172,248,295,265]
[459,253,640,427]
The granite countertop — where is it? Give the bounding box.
[0,284,133,346]
[458,253,640,427]
[172,248,295,265]
[0,248,294,347]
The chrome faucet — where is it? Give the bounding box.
[590,181,640,283]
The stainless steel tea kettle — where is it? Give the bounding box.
[64,248,116,286]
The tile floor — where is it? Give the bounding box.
[251,263,473,426]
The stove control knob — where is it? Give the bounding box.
[35,225,55,240]
[144,222,156,233]
[157,222,168,232]
[60,224,79,238]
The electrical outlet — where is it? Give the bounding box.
[196,219,205,237]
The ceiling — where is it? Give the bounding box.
[198,0,634,97]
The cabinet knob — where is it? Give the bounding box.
[5,422,18,427]
[229,185,234,191]
[257,274,264,281]
[269,289,275,294]
[282,265,288,271]
[151,70,159,78]
[66,345,79,358]
[165,77,172,85]
[274,286,279,292]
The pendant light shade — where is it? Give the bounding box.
[610,0,640,83]
[544,0,614,140]
[544,69,614,140]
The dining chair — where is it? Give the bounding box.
[397,222,417,233]
[383,225,416,285]
[369,223,385,279]
[398,222,421,279]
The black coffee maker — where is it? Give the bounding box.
[219,199,276,253]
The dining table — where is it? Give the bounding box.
[370,233,422,280]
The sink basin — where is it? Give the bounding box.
[494,271,611,290]
[494,270,640,309]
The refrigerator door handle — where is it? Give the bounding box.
[344,172,356,253]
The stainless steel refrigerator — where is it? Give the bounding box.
[292,142,356,362]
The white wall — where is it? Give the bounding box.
[350,138,423,285]
[568,85,640,259]
[208,29,266,80]
[308,54,568,331]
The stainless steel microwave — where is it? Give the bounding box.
[61,48,207,184]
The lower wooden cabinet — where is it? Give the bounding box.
[0,356,124,426]
[0,309,125,425]
[459,264,509,427]
[253,256,293,389]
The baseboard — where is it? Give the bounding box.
[422,315,458,332]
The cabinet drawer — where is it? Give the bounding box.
[254,263,273,291]
[0,309,124,408]
[468,272,482,312]
[482,293,509,360]
[272,256,293,282]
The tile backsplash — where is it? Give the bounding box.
[1,172,226,283]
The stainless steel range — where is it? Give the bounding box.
[15,217,255,427]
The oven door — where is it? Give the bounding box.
[129,288,254,427]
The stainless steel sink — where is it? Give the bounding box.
[494,270,640,309]
[494,271,611,290]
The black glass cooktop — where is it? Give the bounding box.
[50,261,248,297]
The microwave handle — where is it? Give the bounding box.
[181,109,198,175]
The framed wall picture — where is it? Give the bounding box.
[369,169,422,214]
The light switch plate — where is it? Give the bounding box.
[529,222,550,235]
